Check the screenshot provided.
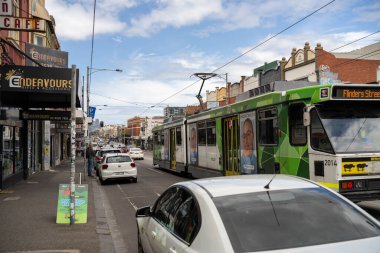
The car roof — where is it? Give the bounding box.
[99,148,120,151]
[103,153,130,157]
[184,174,320,198]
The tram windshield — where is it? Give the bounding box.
[316,102,380,153]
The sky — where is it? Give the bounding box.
[46,0,380,125]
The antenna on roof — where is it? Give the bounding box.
[264,174,276,189]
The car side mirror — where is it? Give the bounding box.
[136,206,151,217]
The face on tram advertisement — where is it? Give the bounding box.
[240,111,257,174]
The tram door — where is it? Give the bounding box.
[223,116,240,175]
[170,128,176,171]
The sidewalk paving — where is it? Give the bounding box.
[0,158,103,253]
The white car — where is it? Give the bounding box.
[128,148,144,160]
[136,174,380,253]
[98,153,137,184]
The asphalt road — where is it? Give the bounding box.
[95,153,380,253]
[97,153,189,253]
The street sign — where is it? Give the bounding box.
[56,184,88,224]
[89,106,96,119]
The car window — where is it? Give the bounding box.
[172,197,200,244]
[153,187,192,232]
[106,156,132,163]
[213,188,380,252]
[131,148,142,152]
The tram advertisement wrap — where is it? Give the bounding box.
[189,124,198,165]
[240,111,257,174]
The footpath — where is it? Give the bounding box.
[0,158,120,253]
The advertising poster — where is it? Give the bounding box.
[163,130,169,160]
[189,124,198,165]
[240,112,257,174]
[56,184,88,224]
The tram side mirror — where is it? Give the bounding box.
[303,109,310,126]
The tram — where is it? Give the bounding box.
[153,82,380,201]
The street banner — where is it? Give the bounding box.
[56,184,88,224]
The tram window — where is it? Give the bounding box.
[176,127,182,145]
[258,108,278,145]
[207,121,216,146]
[197,122,207,146]
[310,109,334,153]
[289,104,307,146]
[154,133,159,145]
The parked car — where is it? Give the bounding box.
[94,148,121,174]
[128,147,144,160]
[136,174,380,253]
[98,153,137,184]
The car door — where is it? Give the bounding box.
[144,187,196,253]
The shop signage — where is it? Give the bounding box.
[0,0,13,16]
[332,86,380,100]
[20,110,71,121]
[0,16,45,32]
[1,65,73,94]
[25,43,68,68]
[56,184,88,224]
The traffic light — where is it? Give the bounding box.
[100,121,104,127]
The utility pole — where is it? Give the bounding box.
[70,65,77,225]
[225,73,228,105]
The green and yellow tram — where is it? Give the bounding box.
[153,82,380,201]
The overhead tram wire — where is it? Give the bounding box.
[136,0,335,116]
[89,0,97,85]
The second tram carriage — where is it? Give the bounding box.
[153,82,380,201]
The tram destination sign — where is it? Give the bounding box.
[20,110,71,121]
[332,86,380,100]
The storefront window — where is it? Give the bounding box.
[15,127,23,174]
[3,126,14,180]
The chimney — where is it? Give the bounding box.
[291,48,297,67]
[280,57,287,81]
[304,42,310,61]
[240,76,245,93]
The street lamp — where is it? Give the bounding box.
[86,66,123,118]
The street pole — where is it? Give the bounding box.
[225,73,228,105]
[70,65,77,225]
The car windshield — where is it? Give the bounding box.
[131,148,141,152]
[106,156,131,163]
[213,188,380,252]
[316,102,380,153]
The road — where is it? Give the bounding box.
[96,152,380,253]
[96,152,189,253]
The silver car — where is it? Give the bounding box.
[136,174,380,253]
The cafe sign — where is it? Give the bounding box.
[20,110,71,121]
[1,65,73,94]
[0,16,45,32]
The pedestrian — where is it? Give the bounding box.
[86,143,95,177]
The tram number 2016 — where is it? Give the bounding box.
[324,160,337,166]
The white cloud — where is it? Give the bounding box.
[125,0,223,37]
[47,0,129,40]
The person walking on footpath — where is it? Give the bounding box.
[86,143,95,176]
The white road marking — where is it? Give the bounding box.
[117,184,138,210]
[146,167,164,174]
